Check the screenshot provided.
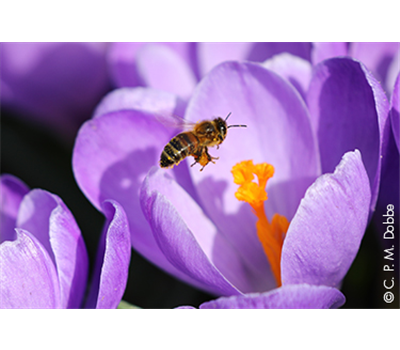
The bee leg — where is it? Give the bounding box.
[190,152,202,168]
[191,149,211,171]
[191,161,206,171]
[205,148,219,164]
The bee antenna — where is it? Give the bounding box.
[224,112,232,122]
[227,124,247,129]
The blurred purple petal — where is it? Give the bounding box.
[197,42,256,76]
[141,167,257,294]
[281,150,371,288]
[199,284,345,309]
[85,200,131,309]
[350,42,400,91]
[0,229,61,308]
[0,42,110,138]
[107,42,143,87]
[262,52,312,100]
[16,189,88,308]
[92,87,185,119]
[307,57,389,212]
[135,44,197,100]
[311,42,348,65]
[0,174,29,243]
[107,43,197,100]
[386,50,400,95]
[197,42,312,76]
[108,42,197,88]
[252,42,312,62]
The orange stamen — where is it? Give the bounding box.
[231,160,289,287]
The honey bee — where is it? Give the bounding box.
[160,112,246,171]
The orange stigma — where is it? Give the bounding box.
[231,160,289,286]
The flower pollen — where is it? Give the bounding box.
[231,160,289,287]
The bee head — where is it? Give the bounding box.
[214,113,246,143]
[214,117,228,141]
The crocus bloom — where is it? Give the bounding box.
[1,174,87,308]
[1,42,110,139]
[73,57,384,301]
[0,174,131,309]
[178,149,367,309]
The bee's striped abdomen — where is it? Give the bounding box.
[160,132,198,168]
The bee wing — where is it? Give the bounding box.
[155,114,196,130]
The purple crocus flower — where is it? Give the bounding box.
[72,57,384,305]
[1,42,110,139]
[0,174,131,309]
[1,174,88,308]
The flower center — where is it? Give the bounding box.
[231,160,289,287]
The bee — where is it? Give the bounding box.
[160,112,246,171]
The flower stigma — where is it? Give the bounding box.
[231,160,289,286]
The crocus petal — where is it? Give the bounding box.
[89,86,196,198]
[107,42,197,88]
[85,200,131,309]
[311,42,348,65]
[184,61,320,285]
[199,284,345,309]
[197,42,256,77]
[281,150,371,288]
[197,42,312,77]
[141,167,249,295]
[0,229,61,308]
[0,174,29,243]
[16,189,88,308]
[386,50,400,95]
[92,87,186,120]
[107,42,144,87]
[349,42,400,90]
[307,57,389,213]
[262,52,312,100]
[72,110,177,259]
[391,73,400,151]
[135,44,197,100]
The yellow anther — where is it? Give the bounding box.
[231,160,255,185]
[253,162,274,189]
[231,160,289,287]
[234,182,268,206]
